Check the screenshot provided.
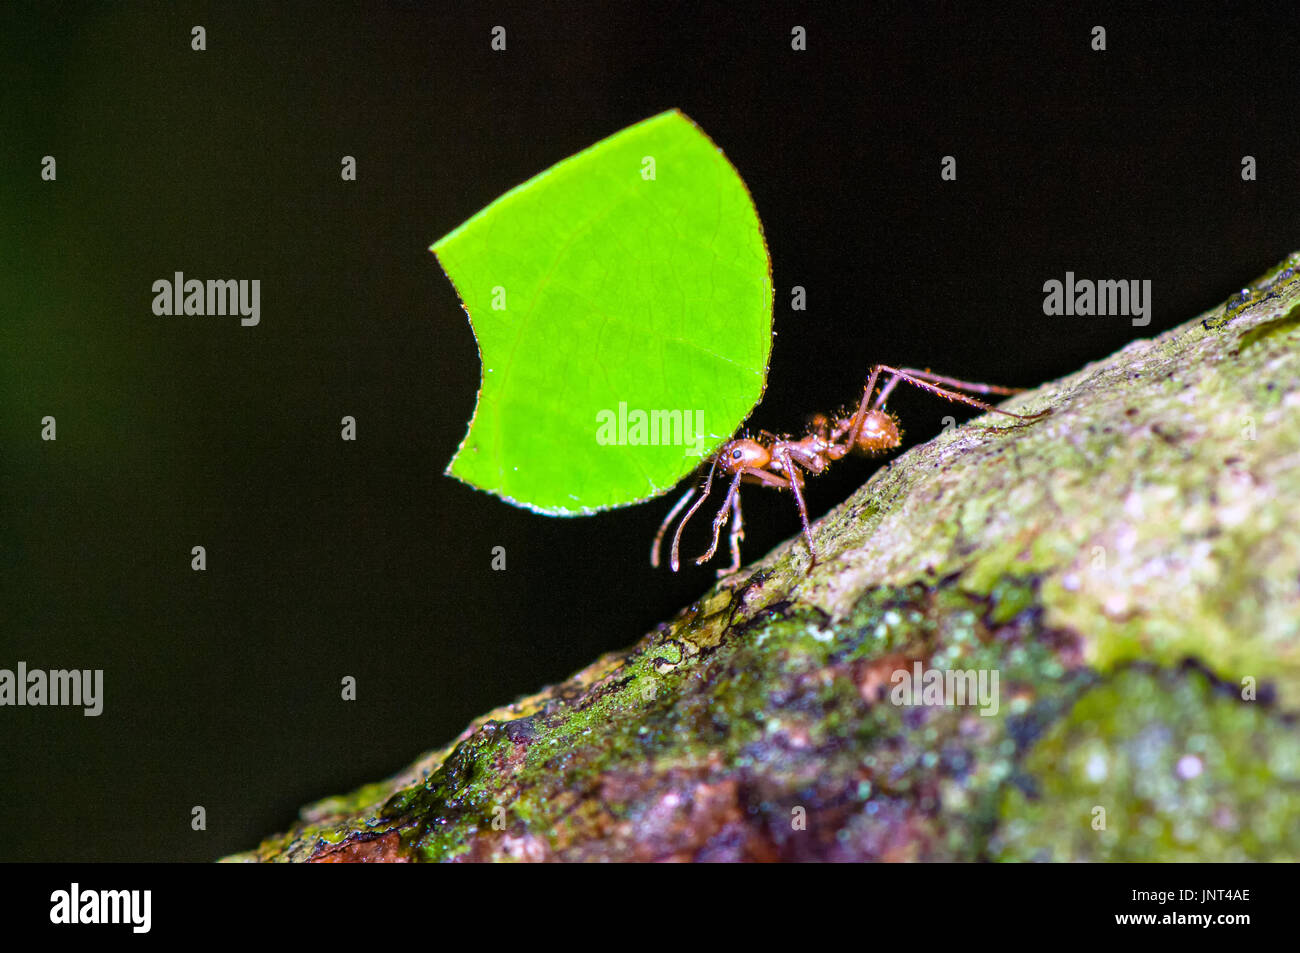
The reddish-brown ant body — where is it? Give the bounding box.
[651,365,1050,576]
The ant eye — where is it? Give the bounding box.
[731,449,743,460]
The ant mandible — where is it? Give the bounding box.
[651,364,1050,576]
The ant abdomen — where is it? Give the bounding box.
[849,409,903,455]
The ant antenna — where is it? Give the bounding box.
[651,486,697,569]
[668,453,721,572]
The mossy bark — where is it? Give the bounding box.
[226,253,1300,862]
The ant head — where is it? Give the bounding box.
[853,410,902,454]
[718,437,771,474]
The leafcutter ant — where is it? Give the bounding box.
[650,365,1050,576]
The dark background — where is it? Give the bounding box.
[1,1,1296,861]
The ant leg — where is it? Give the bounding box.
[741,467,794,490]
[696,472,744,566]
[847,366,885,450]
[670,455,720,572]
[873,372,905,408]
[719,487,745,577]
[886,367,1025,398]
[871,364,1049,422]
[651,486,696,568]
[775,447,817,569]
[883,361,1034,405]
[703,467,792,571]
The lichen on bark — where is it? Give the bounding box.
[226,253,1300,862]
